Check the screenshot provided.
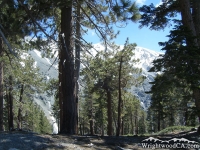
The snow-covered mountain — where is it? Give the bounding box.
[131,47,161,108]
[90,44,162,109]
[28,43,161,133]
[28,50,58,134]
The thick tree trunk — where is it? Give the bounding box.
[179,0,200,133]
[0,38,4,131]
[192,0,200,127]
[59,4,77,134]
[17,84,24,130]
[59,42,63,132]
[75,1,81,134]
[106,89,113,136]
[179,0,197,39]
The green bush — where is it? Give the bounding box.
[157,126,193,135]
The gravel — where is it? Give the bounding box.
[0,131,199,150]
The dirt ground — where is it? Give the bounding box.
[0,131,199,150]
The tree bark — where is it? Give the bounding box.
[79,123,82,135]
[157,103,161,131]
[116,57,123,136]
[121,119,124,135]
[75,1,81,134]
[17,84,24,130]
[131,113,134,134]
[192,0,200,46]
[6,87,9,131]
[106,89,113,136]
[89,98,94,135]
[193,88,200,122]
[59,40,63,133]
[59,4,77,134]
[89,119,94,135]
[179,0,197,39]
[8,75,14,131]
[0,38,4,131]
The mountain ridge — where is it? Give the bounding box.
[28,43,161,133]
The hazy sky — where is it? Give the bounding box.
[83,0,176,52]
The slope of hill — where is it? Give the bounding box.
[28,43,162,133]
[131,47,162,109]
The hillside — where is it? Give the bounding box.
[28,43,161,134]
[0,129,199,150]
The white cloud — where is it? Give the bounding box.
[156,0,163,7]
[135,0,146,6]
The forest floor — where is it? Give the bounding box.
[0,130,200,150]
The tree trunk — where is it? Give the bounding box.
[74,0,81,134]
[106,89,113,136]
[101,124,104,136]
[0,38,4,131]
[184,109,189,126]
[116,57,123,136]
[89,98,94,135]
[192,0,200,46]
[179,0,200,133]
[157,104,161,131]
[131,113,134,134]
[79,123,82,135]
[193,88,200,122]
[192,0,200,129]
[6,87,9,131]
[134,109,138,135]
[59,43,63,132]
[121,119,124,135]
[113,108,117,134]
[83,124,85,135]
[8,76,14,131]
[121,95,124,135]
[17,84,24,130]
[179,0,197,39]
[101,107,104,136]
[89,119,94,135]
[59,3,77,134]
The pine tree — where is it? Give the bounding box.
[0,38,3,131]
[139,0,200,133]
[3,0,141,135]
[80,39,144,136]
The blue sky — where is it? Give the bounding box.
[83,0,175,52]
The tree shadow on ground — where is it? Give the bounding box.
[0,131,65,150]
[0,131,199,150]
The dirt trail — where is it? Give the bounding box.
[0,131,199,150]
